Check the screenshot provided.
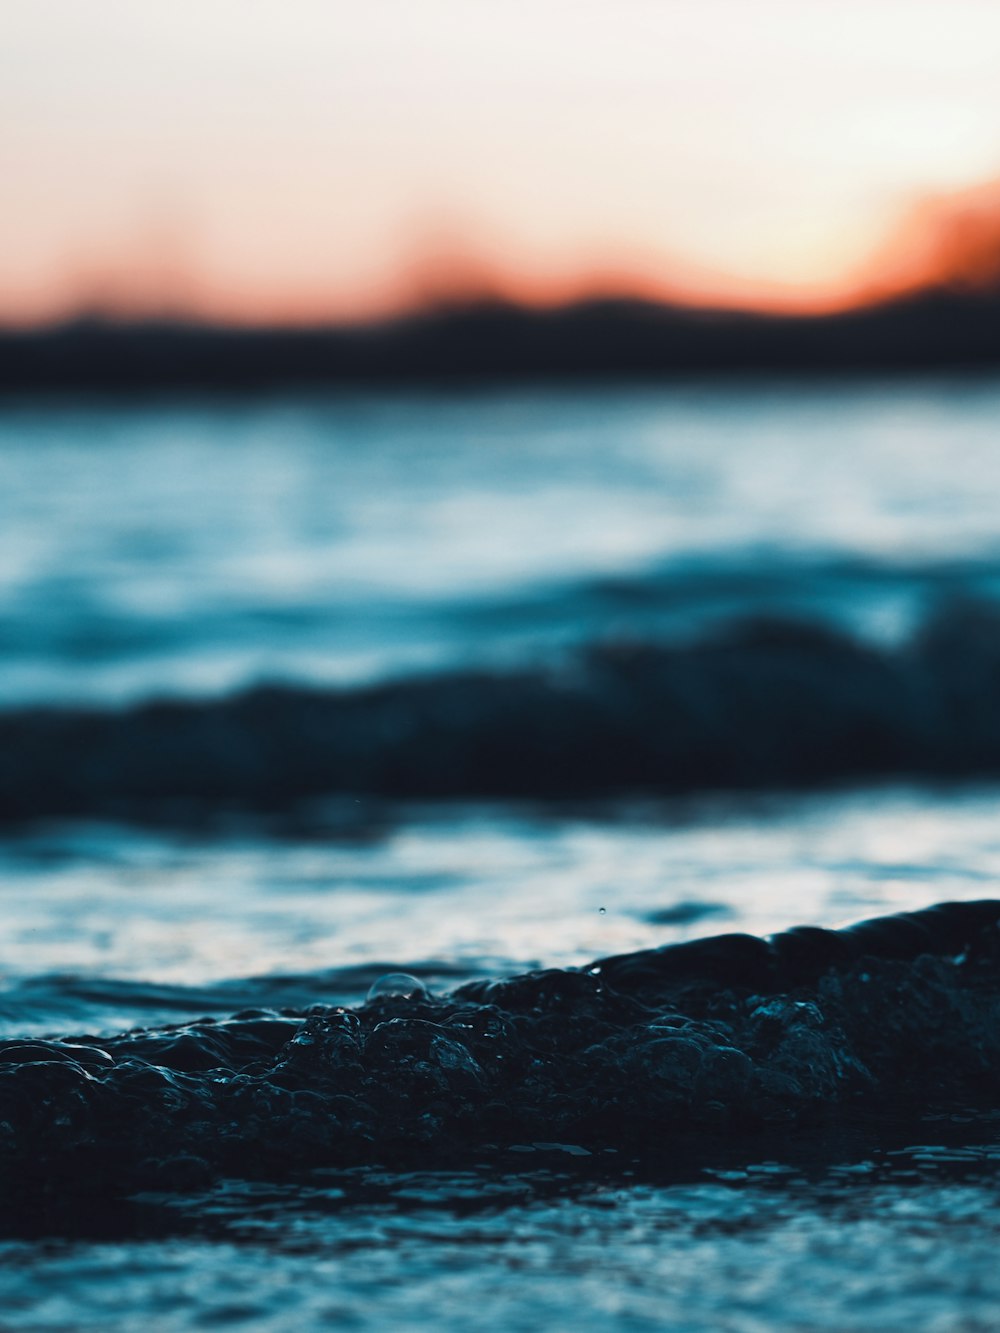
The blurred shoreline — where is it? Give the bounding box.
[3,288,1000,395]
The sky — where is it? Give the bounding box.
[3,0,1000,324]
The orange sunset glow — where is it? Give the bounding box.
[3,1,1000,326]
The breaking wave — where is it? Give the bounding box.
[6,602,1000,822]
[2,900,999,1203]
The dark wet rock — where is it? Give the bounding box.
[1,900,999,1199]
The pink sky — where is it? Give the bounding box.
[3,1,1000,324]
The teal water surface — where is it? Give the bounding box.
[4,382,1000,1330]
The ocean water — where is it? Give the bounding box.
[3,381,1000,1330]
[5,379,1000,706]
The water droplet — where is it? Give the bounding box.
[598,907,606,915]
[366,972,428,1003]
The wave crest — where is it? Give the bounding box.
[5,603,1000,821]
[2,900,999,1201]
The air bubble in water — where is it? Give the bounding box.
[598,907,606,915]
[366,972,428,1003]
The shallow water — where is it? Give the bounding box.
[4,383,1000,1330]
[1,784,1000,1038]
[6,1141,1000,1332]
[3,786,1000,1329]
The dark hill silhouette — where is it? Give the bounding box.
[1,286,999,395]
[6,175,1000,393]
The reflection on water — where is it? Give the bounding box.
[2,784,1000,1037]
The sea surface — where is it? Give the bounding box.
[3,380,1000,1330]
[5,381,1000,706]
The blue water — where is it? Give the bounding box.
[4,381,1000,1330]
[5,382,1000,705]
